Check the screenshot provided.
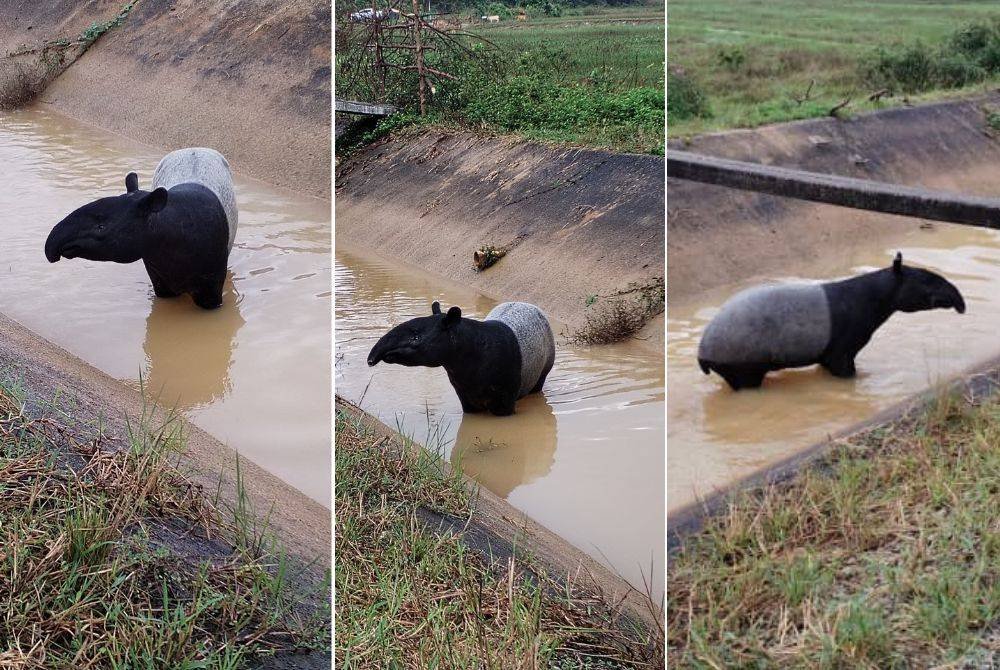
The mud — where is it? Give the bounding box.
[335,130,665,344]
[336,242,665,596]
[0,0,331,196]
[0,107,331,506]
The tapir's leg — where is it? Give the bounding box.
[713,363,767,391]
[820,353,856,378]
[143,261,181,298]
[192,272,225,310]
[531,358,554,394]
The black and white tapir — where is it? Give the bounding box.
[698,253,965,390]
[45,148,238,309]
[367,301,556,415]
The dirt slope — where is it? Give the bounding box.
[668,95,1000,303]
[1,0,330,196]
[336,130,665,344]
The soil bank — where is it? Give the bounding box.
[335,130,666,347]
[668,94,1000,302]
[0,0,331,197]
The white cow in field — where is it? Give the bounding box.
[484,14,500,22]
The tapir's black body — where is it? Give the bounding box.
[368,302,528,416]
[45,175,229,309]
[699,254,966,390]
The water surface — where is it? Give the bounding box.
[0,108,331,505]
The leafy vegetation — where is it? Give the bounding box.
[669,0,1000,135]
[669,389,1000,667]
[336,2,664,155]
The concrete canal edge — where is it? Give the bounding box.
[0,1,331,198]
[668,93,1000,302]
[335,130,666,349]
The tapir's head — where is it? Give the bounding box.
[44,172,167,264]
[890,252,966,314]
[367,301,462,368]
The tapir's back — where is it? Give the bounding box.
[698,283,832,368]
[486,302,556,398]
[153,148,238,252]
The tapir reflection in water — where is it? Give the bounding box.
[698,253,966,391]
[368,301,556,416]
[44,148,238,309]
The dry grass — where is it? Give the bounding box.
[0,382,328,668]
[335,404,661,668]
[571,278,665,345]
[668,389,1000,668]
[0,61,45,110]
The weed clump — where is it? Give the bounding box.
[669,389,1000,666]
[0,384,328,666]
[0,61,44,109]
[334,404,662,667]
[862,20,1000,94]
[667,66,710,121]
[571,278,664,344]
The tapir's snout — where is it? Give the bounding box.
[44,225,66,263]
[946,283,966,314]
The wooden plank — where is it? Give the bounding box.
[668,149,1000,228]
[334,99,398,116]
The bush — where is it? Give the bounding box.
[862,21,1000,94]
[667,67,710,120]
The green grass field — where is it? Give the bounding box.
[668,0,1000,136]
[472,5,665,89]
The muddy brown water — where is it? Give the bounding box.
[335,243,665,594]
[668,223,1000,516]
[0,108,331,506]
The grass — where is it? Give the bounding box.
[668,0,1000,136]
[335,1,664,155]
[668,388,1000,667]
[0,380,329,667]
[334,403,661,668]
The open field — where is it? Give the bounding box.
[668,387,1000,667]
[668,0,1000,136]
[471,4,665,89]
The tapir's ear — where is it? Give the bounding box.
[893,251,903,273]
[125,172,139,193]
[140,187,168,214]
[431,301,441,315]
[443,305,461,327]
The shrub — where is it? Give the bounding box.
[667,67,710,120]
